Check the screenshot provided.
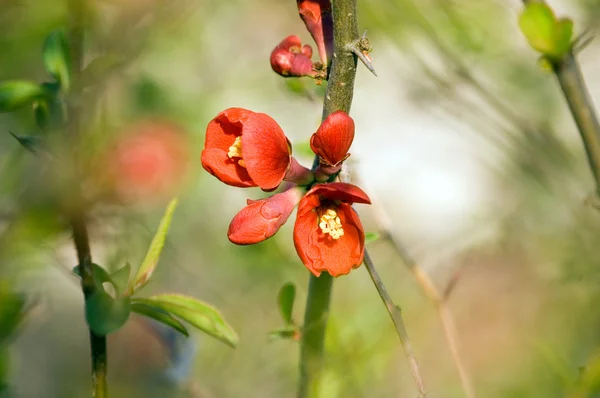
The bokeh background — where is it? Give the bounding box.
[2,0,600,397]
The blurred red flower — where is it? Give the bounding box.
[108,120,189,201]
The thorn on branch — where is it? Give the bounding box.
[346,30,377,77]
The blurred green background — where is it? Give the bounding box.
[2,0,600,397]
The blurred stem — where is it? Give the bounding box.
[521,0,600,195]
[553,53,600,196]
[298,0,358,397]
[67,1,108,397]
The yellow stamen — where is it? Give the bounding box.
[228,136,246,168]
[318,206,344,239]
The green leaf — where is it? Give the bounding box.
[133,294,238,348]
[519,3,556,55]
[365,232,381,244]
[277,283,296,325]
[131,302,189,337]
[268,326,300,341]
[73,263,114,287]
[111,263,131,296]
[553,18,574,56]
[0,81,49,112]
[85,291,131,335]
[43,30,71,91]
[128,198,178,294]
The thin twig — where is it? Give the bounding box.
[357,174,475,398]
[363,250,427,397]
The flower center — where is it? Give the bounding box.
[228,136,246,168]
[317,206,344,240]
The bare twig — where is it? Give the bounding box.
[363,250,427,397]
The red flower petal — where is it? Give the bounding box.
[270,36,316,77]
[297,0,333,64]
[294,201,365,277]
[241,113,292,191]
[228,188,302,245]
[201,108,256,188]
[305,182,371,204]
[310,111,355,167]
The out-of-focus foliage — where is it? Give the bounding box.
[2,0,600,397]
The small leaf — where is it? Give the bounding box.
[268,326,300,341]
[43,30,71,91]
[553,18,574,56]
[277,283,296,325]
[0,81,50,112]
[73,263,116,291]
[365,232,381,244]
[133,294,238,348]
[111,263,131,296]
[128,198,178,294]
[519,3,556,54]
[85,291,131,335]
[131,302,189,337]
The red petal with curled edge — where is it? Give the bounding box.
[293,200,365,277]
[241,113,292,191]
[297,0,332,64]
[228,188,302,245]
[201,108,256,187]
[310,111,355,167]
[305,182,371,205]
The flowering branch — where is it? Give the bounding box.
[67,1,108,396]
[298,1,426,397]
[297,0,359,396]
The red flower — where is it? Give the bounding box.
[270,35,316,78]
[297,0,333,65]
[310,110,355,168]
[228,188,302,245]
[201,108,292,191]
[106,120,189,201]
[293,182,371,277]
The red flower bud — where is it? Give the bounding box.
[297,0,333,65]
[310,110,355,168]
[228,187,303,245]
[293,182,371,277]
[201,108,292,191]
[270,35,316,78]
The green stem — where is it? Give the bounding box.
[521,0,600,195]
[67,1,108,397]
[298,1,359,397]
[553,53,600,195]
[297,273,333,397]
